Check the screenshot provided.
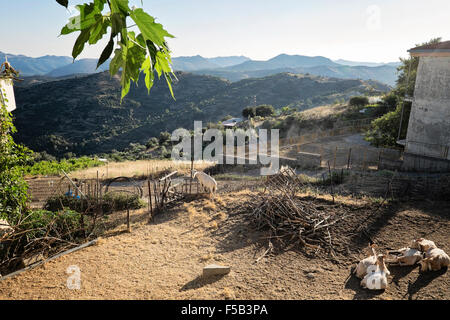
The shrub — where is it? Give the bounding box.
[146,137,159,149]
[1,102,32,223]
[255,105,275,117]
[349,96,369,107]
[44,193,145,214]
[159,131,172,145]
[364,103,411,147]
[103,192,146,211]
[23,156,104,176]
[242,106,256,118]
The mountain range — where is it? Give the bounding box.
[0,52,109,77]
[174,54,399,85]
[2,51,399,86]
[12,71,390,157]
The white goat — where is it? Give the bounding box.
[361,254,390,290]
[419,248,450,272]
[193,170,217,196]
[410,238,437,252]
[355,244,381,279]
[387,247,423,266]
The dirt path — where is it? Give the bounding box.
[0,190,449,300]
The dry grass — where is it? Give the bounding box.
[71,160,214,179]
[300,104,348,120]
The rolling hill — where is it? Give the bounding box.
[0,52,72,76]
[46,58,110,77]
[12,71,390,157]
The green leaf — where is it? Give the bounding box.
[88,15,109,44]
[110,0,130,15]
[56,0,68,7]
[111,12,125,37]
[130,8,174,48]
[114,35,147,101]
[60,2,102,35]
[97,38,114,69]
[109,48,123,76]
[72,28,91,60]
[141,57,154,94]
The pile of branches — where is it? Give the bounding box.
[248,167,349,256]
[0,210,89,275]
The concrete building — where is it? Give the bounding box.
[402,41,450,172]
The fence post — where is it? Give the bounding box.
[347,148,352,170]
[327,161,335,204]
[148,179,153,218]
[377,150,383,170]
[333,146,337,169]
[363,149,367,171]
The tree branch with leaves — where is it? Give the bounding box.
[56,0,176,101]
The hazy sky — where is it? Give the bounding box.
[1,0,450,63]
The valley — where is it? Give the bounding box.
[13,71,389,157]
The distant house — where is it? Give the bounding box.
[222,118,243,128]
[402,41,450,171]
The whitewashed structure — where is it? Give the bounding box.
[402,41,450,171]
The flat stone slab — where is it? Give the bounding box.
[203,264,231,277]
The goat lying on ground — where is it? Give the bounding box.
[387,247,423,266]
[361,255,390,290]
[410,238,437,252]
[355,244,381,279]
[419,248,450,272]
[192,170,217,196]
[403,238,448,272]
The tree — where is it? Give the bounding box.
[242,106,256,118]
[349,96,369,107]
[56,0,175,101]
[255,105,275,117]
[364,38,441,147]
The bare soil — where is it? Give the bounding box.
[0,187,448,300]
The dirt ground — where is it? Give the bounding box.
[0,187,449,300]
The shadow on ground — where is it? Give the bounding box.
[180,275,226,291]
[404,268,448,300]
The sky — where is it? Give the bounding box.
[1,0,450,63]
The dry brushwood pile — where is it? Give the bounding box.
[247,167,351,257]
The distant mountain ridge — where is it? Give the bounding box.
[0,52,72,76]
[334,59,401,68]
[3,51,399,85]
[171,54,399,86]
[47,58,111,77]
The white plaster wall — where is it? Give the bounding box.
[406,56,450,160]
